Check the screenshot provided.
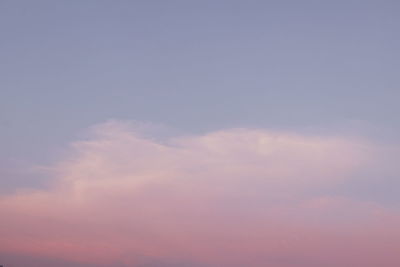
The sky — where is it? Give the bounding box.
[0,1,400,266]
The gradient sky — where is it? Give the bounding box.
[1,1,400,267]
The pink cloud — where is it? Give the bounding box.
[1,121,399,266]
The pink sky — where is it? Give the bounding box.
[2,2,400,266]
[1,121,399,266]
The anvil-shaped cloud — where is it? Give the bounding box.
[1,121,399,267]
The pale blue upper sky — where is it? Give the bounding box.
[1,1,399,193]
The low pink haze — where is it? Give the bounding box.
[1,121,399,267]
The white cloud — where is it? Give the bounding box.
[0,121,399,267]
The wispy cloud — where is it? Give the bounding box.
[1,121,399,267]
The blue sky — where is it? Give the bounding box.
[1,2,400,266]
[2,1,399,160]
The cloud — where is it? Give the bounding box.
[1,121,399,267]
